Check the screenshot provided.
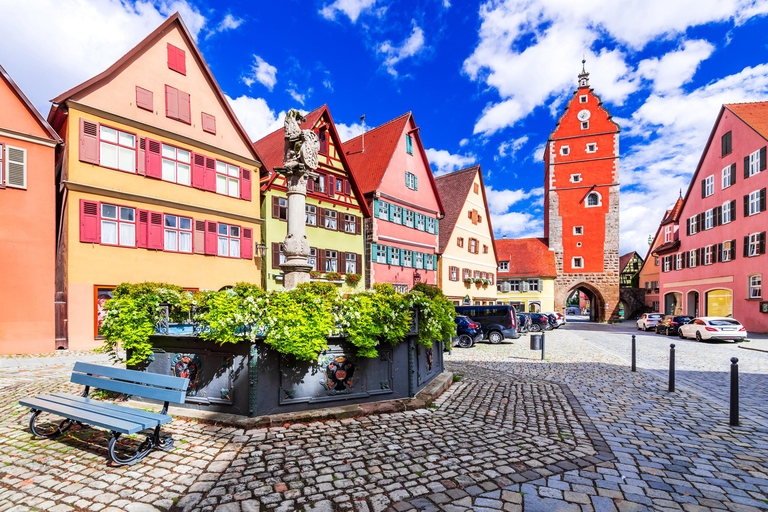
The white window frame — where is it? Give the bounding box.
[663,257,671,272]
[749,150,761,177]
[499,261,509,271]
[570,174,582,183]
[392,206,402,224]
[325,209,337,230]
[560,146,570,156]
[572,257,584,269]
[664,226,672,243]
[704,245,713,265]
[450,267,458,280]
[163,214,192,253]
[404,209,414,228]
[581,121,589,130]
[705,209,713,230]
[345,253,357,274]
[586,143,597,153]
[675,253,683,270]
[586,191,602,207]
[723,240,732,262]
[689,216,698,235]
[704,175,714,197]
[405,172,417,190]
[161,143,191,186]
[100,204,135,247]
[306,204,317,226]
[325,250,338,272]
[528,279,540,292]
[749,274,762,298]
[749,190,761,216]
[722,202,731,224]
[689,249,697,268]
[579,95,588,103]
[378,200,389,219]
[574,226,583,235]
[4,145,27,189]
[217,223,240,258]
[510,280,520,292]
[215,160,240,198]
[722,166,732,189]
[749,233,760,257]
[375,244,387,263]
[307,247,317,270]
[98,126,136,174]
[344,213,356,233]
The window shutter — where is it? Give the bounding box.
[167,44,186,75]
[6,146,26,188]
[79,199,100,243]
[147,212,164,250]
[761,188,767,212]
[318,208,326,229]
[0,143,4,185]
[194,219,205,254]
[272,242,280,269]
[696,214,701,232]
[272,196,280,219]
[136,86,153,111]
[718,243,723,262]
[202,113,216,134]
[538,279,542,291]
[354,215,361,235]
[389,204,395,222]
[386,246,392,264]
[373,200,380,219]
[761,146,767,171]
[761,232,767,255]
[165,85,179,120]
[307,178,315,192]
[745,156,750,179]
[205,221,217,255]
[371,243,378,263]
[356,253,362,274]
[192,153,206,189]
[241,228,253,259]
[744,236,750,258]
[731,200,737,220]
[327,175,335,198]
[344,179,351,195]
[79,118,99,164]
[167,43,176,71]
[681,254,686,269]
[732,239,737,259]
[205,157,216,191]
[731,163,737,184]
[686,219,691,236]
[338,252,346,273]
[319,249,326,272]
[137,137,146,175]
[744,194,750,217]
[434,218,439,235]
[137,210,149,248]
[145,139,162,179]
[240,168,252,201]
[701,179,706,198]
[414,175,418,189]
[178,91,191,124]
[714,207,720,227]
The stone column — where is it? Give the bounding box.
[280,168,317,289]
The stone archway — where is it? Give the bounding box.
[562,282,608,322]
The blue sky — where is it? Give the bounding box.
[5,0,768,257]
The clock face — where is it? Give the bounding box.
[577,109,591,121]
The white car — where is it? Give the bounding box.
[637,313,663,331]
[543,312,566,327]
[678,317,748,342]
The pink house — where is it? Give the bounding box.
[345,113,444,291]
[656,102,768,332]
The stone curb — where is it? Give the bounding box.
[125,371,454,427]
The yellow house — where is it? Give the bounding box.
[435,165,498,305]
[494,237,557,312]
[49,14,263,350]
[253,105,369,291]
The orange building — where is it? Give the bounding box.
[640,197,683,313]
[0,65,61,354]
[49,14,263,350]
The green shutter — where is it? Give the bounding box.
[414,175,418,190]
[373,200,380,219]
[389,204,395,222]
[371,243,378,263]
[386,245,392,264]
[434,218,439,235]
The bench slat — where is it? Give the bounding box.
[37,395,163,430]
[71,374,187,404]
[50,393,171,424]
[73,362,189,393]
[19,397,143,435]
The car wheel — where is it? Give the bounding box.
[695,331,702,342]
[457,334,473,349]
[678,329,685,339]
[488,331,504,344]
[531,324,541,332]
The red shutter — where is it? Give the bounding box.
[167,44,186,75]
[147,212,164,250]
[178,90,191,124]
[165,85,179,120]
[167,43,177,71]
[79,199,100,243]
[204,221,217,255]
[307,178,315,193]
[137,137,146,175]
[319,208,326,228]
[240,168,252,201]
[354,216,361,235]
[202,113,216,134]
[272,243,280,269]
[241,228,253,259]
[137,210,148,248]
[192,153,206,189]
[194,220,205,254]
[344,179,351,195]
[145,139,162,179]
[79,118,99,164]
[135,86,153,111]
[205,157,216,191]
[327,175,335,198]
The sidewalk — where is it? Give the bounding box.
[0,350,111,369]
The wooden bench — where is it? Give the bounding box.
[19,362,188,465]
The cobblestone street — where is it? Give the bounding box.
[1,322,768,511]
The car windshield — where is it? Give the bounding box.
[674,317,691,322]
[648,314,662,319]
[709,319,740,326]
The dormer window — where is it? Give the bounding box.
[499,261,509,271]
[560,146,570,156]
[586,143,597,153]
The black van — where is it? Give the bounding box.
[454,305,519,344]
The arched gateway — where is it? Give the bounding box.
[543,63,621,322]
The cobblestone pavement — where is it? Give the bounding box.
[1,325,767,512]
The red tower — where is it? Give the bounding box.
[544,63,621,321]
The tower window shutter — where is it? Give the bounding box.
[731,163,737,184]
[79,118,99,164]
[204,157,216,191]
[761,232,767,255]
[761,146,767,171]
[192,153,206,189]
[761,188,766,212]
[5,146,26,189]
[701,180,706,199]
[178,91,191,124]
[165,85,179,120]
[272,243,280,269]
[744,236,750,258]
[744,195,750,217]
[731,200,737,220]
[241,228,253,259]
[205,221,217,255]
[145,139,162,179]
[344,179,351,195]
[135,86,153,111]
[79,199,100,243]
[194,219,205,254]
[745,156,750,179]
[137,210,149,248]
[137,137,146,175]
[147,211,164,250]
[327,175,335,198]
[240,168,252,201]
[354,215,361,235]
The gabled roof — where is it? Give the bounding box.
[344,112,445,216]
[434,165,495,263]
[495,238,557,278]
[726,101,768,139]
[660,197,684,226]
[620,252,642,273]
[0,64,60,142]
[253,104,370,218]
[547,79,620,144]
[48,12,261,163]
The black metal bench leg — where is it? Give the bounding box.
[29,410,77,439]
[153,425,174,452]
[107,431,154,466]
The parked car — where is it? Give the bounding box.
[453,315,484,348]
[528,312,553,332]
[548,312,566,327]
[565,306,581,316]
[455,305,519,343]
[636,313,663,331]
[545,313,560,329]
[678,317,748,342]
[516,314,530,334]
[655,315,692,336]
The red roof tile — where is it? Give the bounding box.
[495,238,557,278]
[344,113,410,195]
[726,101,768,140]
[434,166,480,253]
[660,197,684,225]
[620,252,641,273]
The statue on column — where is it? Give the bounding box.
[275,109,319,289]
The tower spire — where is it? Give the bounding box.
[578,56,589,88]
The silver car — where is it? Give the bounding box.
[637,313,663,331]
[678,317,748,342]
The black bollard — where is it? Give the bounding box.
[631,335,637,372]
[541,332,546,361]
[668,344,675,392]
[730,357,740,426]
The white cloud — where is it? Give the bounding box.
[377,22,426,77]
[485,185,543,215]
[0,0,207,114]
[207,13,244,37]
[424,148,476,176]
[498,135,528,159]
[336,122,365,142]
[319,0,379,23]
[287,88,307,106]
[636,40,715,93]
[226,95,285,142]
[242,55,277,91]
[323,79,334,91]
[492,212,543,239]
[459,138,469,147]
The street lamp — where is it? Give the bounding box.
[257,243,268,258]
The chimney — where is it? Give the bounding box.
[360,114,366,152]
